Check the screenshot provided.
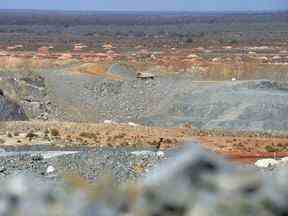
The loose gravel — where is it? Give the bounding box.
[43,68,288,132]
[0,149,166,183]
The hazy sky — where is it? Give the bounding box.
[1,0,287,11]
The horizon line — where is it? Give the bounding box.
[0,8,287,13]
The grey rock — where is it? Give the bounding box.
[0,95,27,121]
[135,144,279,216]
[0,76,51,120]
[1,145,288,215]
[42,68,288,131]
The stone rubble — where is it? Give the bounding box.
[0,144,286,215]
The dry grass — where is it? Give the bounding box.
[1,121,187,149]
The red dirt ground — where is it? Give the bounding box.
[2,121,288,165]
[195,136,288,164]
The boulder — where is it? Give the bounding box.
[281,157,288,162]
[255,158,278,168]
[0,95,27,121]
[46,165,56,174]
[128,122,139,127]
[136,144,273,215]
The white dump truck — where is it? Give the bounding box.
[136,72,155,80]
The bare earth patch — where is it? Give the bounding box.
[0,121,187,149]
[2,121,288,164]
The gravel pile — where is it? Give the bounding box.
[3,69,288,132]
[156,79,288,130]
[0,145,288,215]
[43,70,205,123]
[0,149,165,183]
[44,68,288,132]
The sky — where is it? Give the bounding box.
[0,0,287,11]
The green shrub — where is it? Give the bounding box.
[79,132,96,139]
[265,145,278,152]
[50,128,60,137]
[26,131,38,140]
[6,132,12,138]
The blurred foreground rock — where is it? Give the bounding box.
[0,144,288,215]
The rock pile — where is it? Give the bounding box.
[0,94,27,121]
[0,144,288,215]
[0,76,55,120]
